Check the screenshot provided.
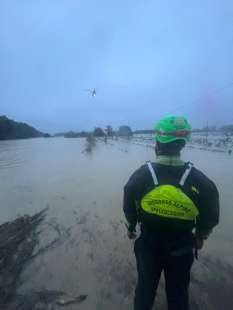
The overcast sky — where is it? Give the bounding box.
[1,0,233,133]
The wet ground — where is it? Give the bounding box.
[0,137,233,309]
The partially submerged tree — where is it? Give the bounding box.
[105,125,114,137]
[93,127,105,137]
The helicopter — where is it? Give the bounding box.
[85,88,96,97]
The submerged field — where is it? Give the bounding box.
[0,137,232,309]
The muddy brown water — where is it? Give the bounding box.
[0,137,233,310]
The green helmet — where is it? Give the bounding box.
[154,115,192,143]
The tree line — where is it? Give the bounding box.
[0,116,50,140]
[63,125,133,138]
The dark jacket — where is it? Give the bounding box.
[123,159,219,239]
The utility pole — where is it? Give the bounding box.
[206,121,209,145]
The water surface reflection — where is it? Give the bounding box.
[0,137,232,309]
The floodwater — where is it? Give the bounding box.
[0,137,233,310]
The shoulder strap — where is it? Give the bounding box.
[146,161,158,186]
[179,162,193,186]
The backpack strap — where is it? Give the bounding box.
[147,161,158,186]
[179,162,193,186]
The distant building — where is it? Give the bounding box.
[118,126,133,137]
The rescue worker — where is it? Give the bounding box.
[123,115,219,310]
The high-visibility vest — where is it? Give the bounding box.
[140,162,199,221]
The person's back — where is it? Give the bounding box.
[123,116,219,310]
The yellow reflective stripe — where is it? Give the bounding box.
[141,185,199,221]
